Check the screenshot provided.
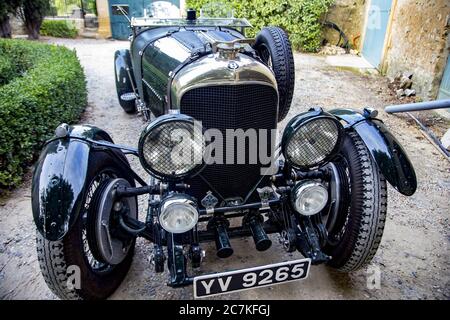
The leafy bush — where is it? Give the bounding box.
[0,55,17,85]
[40,19,78,38]
[0,39,38,85]
[0,39,86,188]
[187,0,334,52]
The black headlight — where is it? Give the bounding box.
[281,109,343,169]
[138,114,204,179]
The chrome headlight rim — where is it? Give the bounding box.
[158,194,199,234]
[138,114,205,180]
[281,111,343,170]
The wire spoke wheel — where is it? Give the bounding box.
[81,170,118,272]
[322,156,351,246]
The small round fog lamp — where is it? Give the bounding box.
[292,181,328,216]
[159,196,198,234]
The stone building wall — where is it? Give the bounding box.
[382,0,449,100]
[323,0,449,100]
[323,0,367,50]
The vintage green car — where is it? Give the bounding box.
[32,8,416,299]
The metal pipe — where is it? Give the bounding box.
[406,112,450,160]
[115,185,158,197]
[198,198,282,215]
[385,99,450,113]
[199,224,279,242]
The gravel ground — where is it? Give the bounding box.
[0,38,449,300]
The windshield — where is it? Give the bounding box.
[131,1,252,29]
[145,1,181,18]
[198,2,234,18]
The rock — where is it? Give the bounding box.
[319,44,346,55]
[396,89,405,98]
[404,71,414,79]
[441,129,450,151]
[399,76,413,89]
[404,89,416,97]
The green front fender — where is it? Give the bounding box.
[31,125,114,241]
[114,49,134,95]
[330,109,417,196]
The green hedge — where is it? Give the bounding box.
[0,55,17,86]
[0,39,37,86]
[186,0,334,52]
[40,20,78,38]
[0,39,87,188]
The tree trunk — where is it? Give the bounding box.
[21,1,47,40]
[0,15,12,38]
[25,19,40,40]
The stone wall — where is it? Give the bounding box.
[382,0,449,100]
[10,15,88,37]
[9,15,26,36]
[323,0,367,50]
[43,17,85,35]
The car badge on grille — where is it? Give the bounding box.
[201,191,218,214]
[228,61,239,70]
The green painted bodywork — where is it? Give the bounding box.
[127,26,245,116]
[31,125,114,241]
[329,108,417,196]
[114,49,135,96]
[141,37,190,116]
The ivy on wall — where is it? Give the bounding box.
[186,0,334,52]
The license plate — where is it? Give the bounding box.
[193,258,311,298]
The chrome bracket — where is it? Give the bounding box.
[257,187,274,210]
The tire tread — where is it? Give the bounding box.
[327,132,387,271]
[255,27,295,122]
[36,233,81,300]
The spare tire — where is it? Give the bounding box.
[254,27,295,122]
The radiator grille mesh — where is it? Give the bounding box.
[180,84,278,202]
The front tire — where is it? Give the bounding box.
[324,132,387,271]
[36,151,136,299]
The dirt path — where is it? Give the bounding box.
[0,38,448,300]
